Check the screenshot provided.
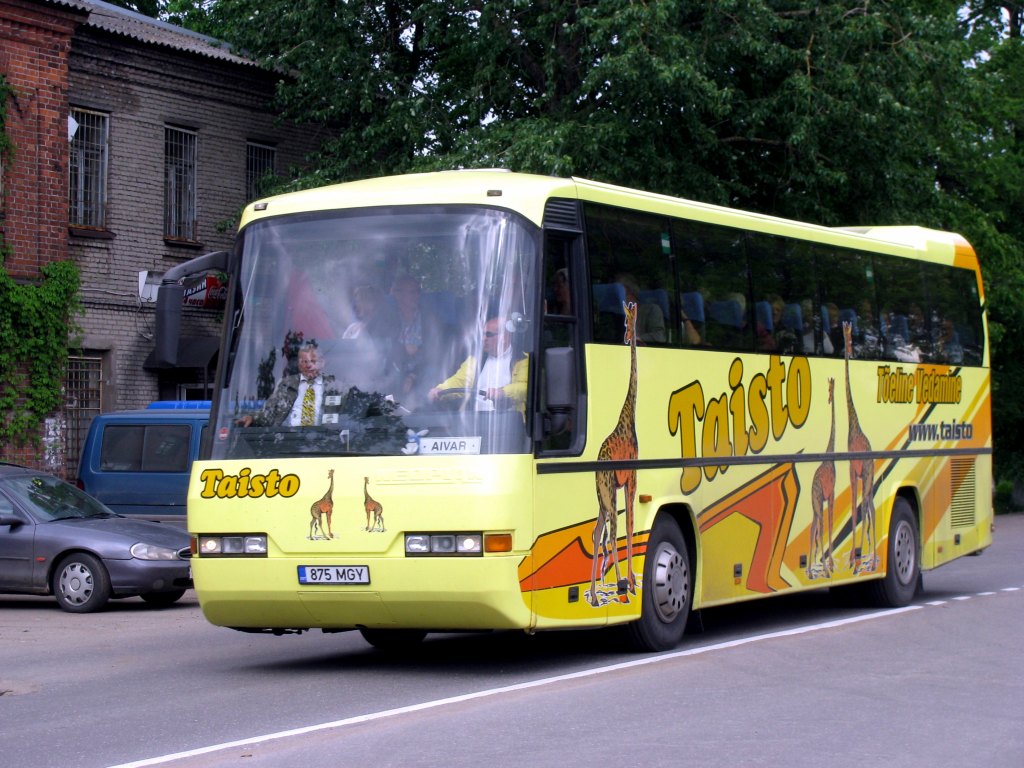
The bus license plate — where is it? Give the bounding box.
[298,566,370,585]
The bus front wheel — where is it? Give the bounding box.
[625,515,691,652]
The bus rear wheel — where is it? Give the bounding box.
[625,515,691,652]
[865,497,920,607]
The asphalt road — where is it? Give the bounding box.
[2,514,1022,768]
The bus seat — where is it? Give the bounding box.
[681,291,705,323]
[781,302,802,332]
[891,314,909,342]
[839,308,858,334]
[708,299,743,328]
[639,289,670,324]
[422,290,462,331]
[592,282,627,343]
[755,300,773,333]
[592,283,627,314]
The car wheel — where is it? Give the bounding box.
[140,589,187,607]
[624,515,691,652]
[52,553,112,613]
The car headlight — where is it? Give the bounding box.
[130,543,182,561]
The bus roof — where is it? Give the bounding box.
[239,170,976,269]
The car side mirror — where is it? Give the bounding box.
[0,513,23,529]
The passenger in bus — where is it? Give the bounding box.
[935,318,963,364]
[800,299,826,354]
[427,315,528,413]
[236,341,336,427]
[907,303,932,355]
[823,302,844,355]
[617,273,665,344]
[857,300,881,358]
[549,268,572,314]
[342,284,392,340]
[390,276,442,404]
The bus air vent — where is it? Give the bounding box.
[543,199,582,232]
[950,458,976,529]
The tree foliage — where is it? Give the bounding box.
[152,0,1023,481]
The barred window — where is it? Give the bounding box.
[69,108,109,228]
[164,126,197,241]
[246,142,276,202]
[65,353,103,480]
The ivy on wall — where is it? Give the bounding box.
[1,72,83,446]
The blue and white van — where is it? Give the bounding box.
[76,402,209,523]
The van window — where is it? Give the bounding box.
[100,425,192,473]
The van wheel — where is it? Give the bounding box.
[53,553,111,613]
[624,516,691,652]
[865,497,920,607]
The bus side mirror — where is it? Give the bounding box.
[544,346,576,436]
[154,282,184,366]
[153,250,230,367]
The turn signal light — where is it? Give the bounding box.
[484,533,513,553]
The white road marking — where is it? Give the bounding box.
[108,589,1021,768]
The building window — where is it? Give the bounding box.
[246,142,276,202]
[68,108,109,229]
[164,126,197,241]
[65,353,103,479]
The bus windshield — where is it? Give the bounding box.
[213,206,539,460]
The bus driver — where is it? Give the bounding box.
[427,316,527,412]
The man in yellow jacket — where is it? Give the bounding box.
[427,316,528,412]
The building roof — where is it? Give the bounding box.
[47,0,258,67]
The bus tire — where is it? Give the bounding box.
[865,497,920,608]
[625,515,691,652]
[359,628,427,651]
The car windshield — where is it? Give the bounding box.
[0,474,118,521]
[213,206,539,459]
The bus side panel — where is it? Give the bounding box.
[526,345,992,620]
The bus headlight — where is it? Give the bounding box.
[196,534,268,556]
[405,533,484,556]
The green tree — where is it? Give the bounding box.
[180,0,1023,488]
[945,2,1024,488]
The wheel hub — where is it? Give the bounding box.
[891,519,916,586]
[59,563,94,605]
[652,543,689,623]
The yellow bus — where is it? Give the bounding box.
[157,171,992,651]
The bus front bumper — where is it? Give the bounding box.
[193,554,533,632]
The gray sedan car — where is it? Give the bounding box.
[0,463,192,612]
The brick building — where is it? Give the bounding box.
[1,0,323,476]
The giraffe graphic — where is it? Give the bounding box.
[363,476,385,532]
[588,301,639,607]
[843,321,877,573]
[309,469,335,539]
[807,377,836,579]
